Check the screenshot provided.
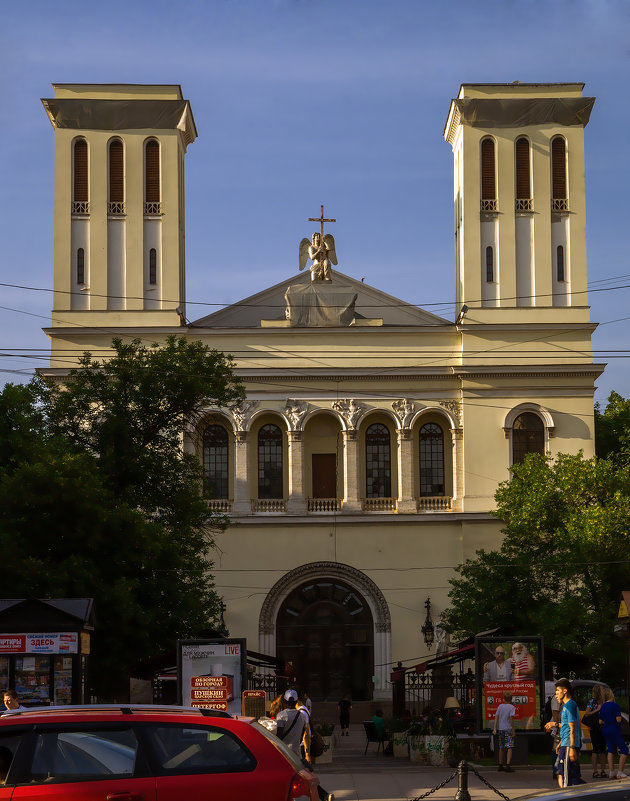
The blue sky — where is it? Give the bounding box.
[1,0,629,403]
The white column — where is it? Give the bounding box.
[397,428,416,514]
[452,428,463,513]
[233,431,251,514]
[342,429,361,512]
[287,431,306,514]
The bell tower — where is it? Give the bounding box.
[42,84,197,328]
[444,83,595,321]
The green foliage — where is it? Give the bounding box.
[595,391,630,460]
[442,451,630,684]
[1,337,244,697]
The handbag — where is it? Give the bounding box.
[582,711,600,729]
[310,729,325,758]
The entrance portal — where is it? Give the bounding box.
[276,579,374,701]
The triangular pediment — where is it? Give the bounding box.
[190,270,450,328]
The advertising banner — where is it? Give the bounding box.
[475,636,544,731]
[177,639,246,716]
[0,633,78,654]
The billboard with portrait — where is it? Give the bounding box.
[475,636,544,732]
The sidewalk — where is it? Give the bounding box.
[313,724,558,801]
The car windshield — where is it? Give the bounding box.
[250,722,307,772]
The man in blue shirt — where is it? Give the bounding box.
[555,678,584,787]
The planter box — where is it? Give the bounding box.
[408,735,448,766]
[392,730,409,758]
[315,735,333,764]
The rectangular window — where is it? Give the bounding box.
[145,725,256,775]
[28,727,138,784]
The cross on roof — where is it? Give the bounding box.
[308,204,336,238]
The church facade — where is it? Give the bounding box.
[41,82,602,701]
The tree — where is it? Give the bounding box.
[1,337,244,697]
[442,452,630,684]
[595,390,630,459]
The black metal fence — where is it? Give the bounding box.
[247,672,287,702]
[403,669,475,717]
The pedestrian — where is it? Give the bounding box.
[2,690,26,715]
[269,693,284,718]
[303,690,312,716]
[276,690,306,756]
[554,678,584,787]
[338,695,352,736]
[599,686,628,779]
[493,690,516,772]
[585,684,607,778]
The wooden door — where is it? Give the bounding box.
[312,453,337,498]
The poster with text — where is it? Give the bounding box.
[475,636,543,731]
[177,638,247,716]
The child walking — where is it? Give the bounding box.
[493,690,516,772]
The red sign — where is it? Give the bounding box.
[0,635,25,653]
[484,680,537,723]
[242,690,266,699]
[191,676,228,688]
[191,688,228,700]
[190,700,228,710]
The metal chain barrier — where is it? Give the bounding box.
[410,769,458,800]
[469,764,511,801]
[409,762,512,801]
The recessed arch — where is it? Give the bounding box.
[259,561,392,699]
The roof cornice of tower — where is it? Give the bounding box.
[443,94,595,145]
[51,83,184,100]
[457,82,585,99]
[41,97,198,146]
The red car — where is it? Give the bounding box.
[0,704,319,800]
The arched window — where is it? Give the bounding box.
[515,137,531,204]
[77,248,85,285]
[258,424,283,499]
[557,245,565,282]
[481,138,496,201]
[551,137,567,200]
[149,248,157,285]
[73,139,88,212]
[108,139,124,210]
[366,423,391,498]
[145,139,160,211]
[203,425,229,499]
[512,413,545,464]
[486,246,494,283]
[419,423,445,496]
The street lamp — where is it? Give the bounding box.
[421,597,434,648]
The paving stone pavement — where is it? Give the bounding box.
[310,724,567,801]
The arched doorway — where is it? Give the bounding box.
[276,579,374,701]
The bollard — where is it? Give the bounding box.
[454,760,471,801]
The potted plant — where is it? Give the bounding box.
[314,722,334,764]
[407,718,430,763]
[387,717,410,758]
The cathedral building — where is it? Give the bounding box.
[41,82,602,702]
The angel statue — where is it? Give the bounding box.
[299,231,338,282]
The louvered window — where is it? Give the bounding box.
[515,137,531,201]
[73,139,88,213]
[109,140,124,208]
[77,248,85,285]
[557,246,565,282]
[366,423,391,498]
[551,137,567,212]
[481,139,496,199]
[258,424,283,499]
[486,246,494,283]
[149,249,157,285]
[203,425,229,499]
[419,423,445,496]
[145,140,160,204]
